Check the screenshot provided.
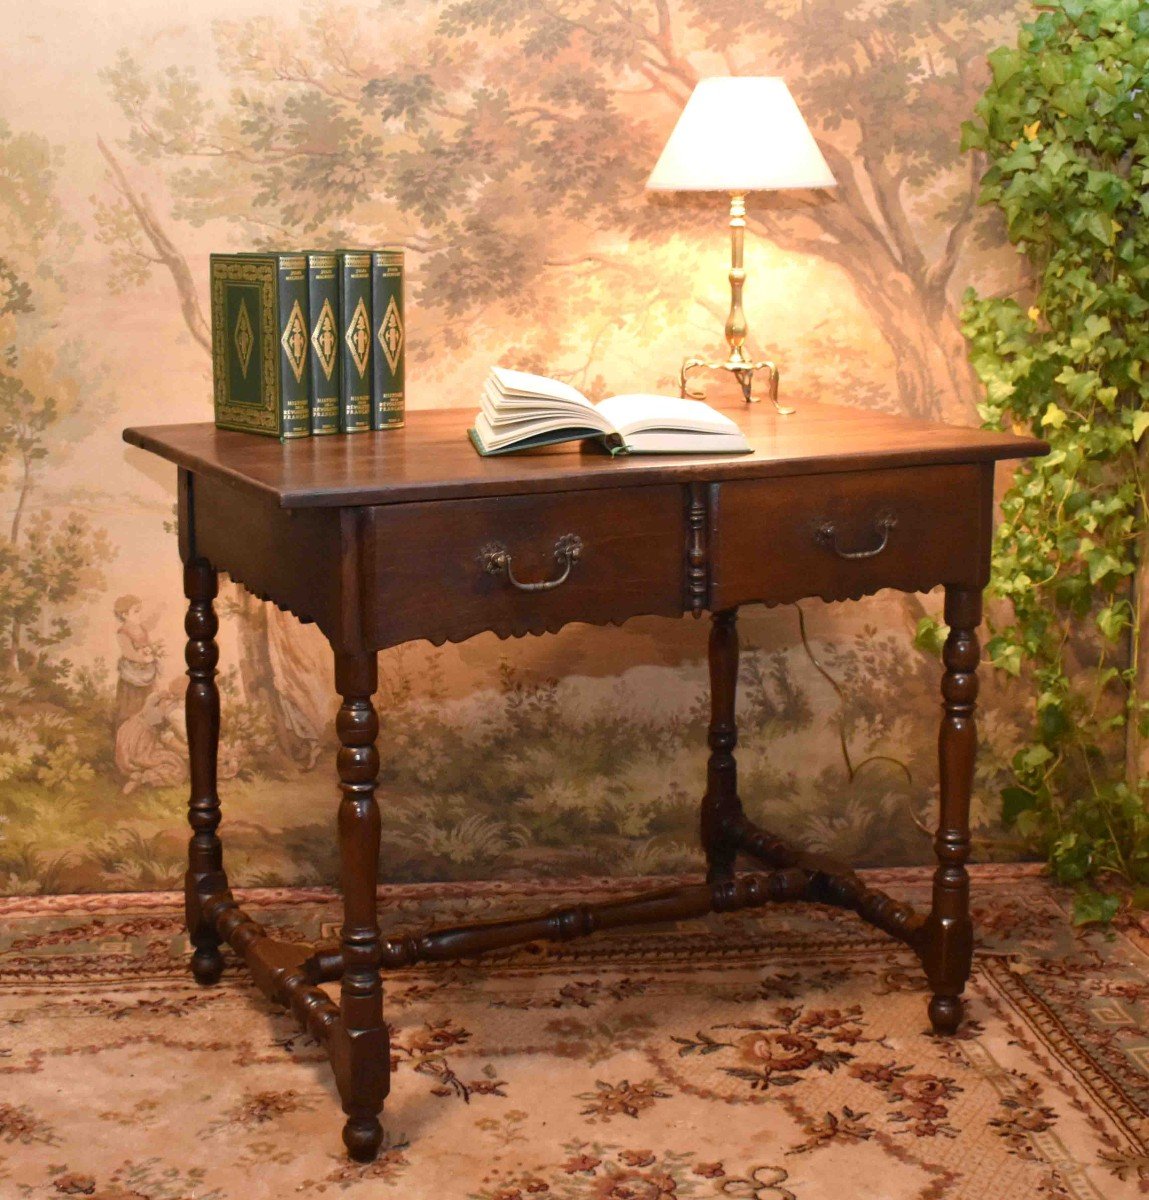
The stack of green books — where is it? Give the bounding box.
[210,250,405,439]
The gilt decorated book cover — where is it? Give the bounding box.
[338,250,372,433]
[370,248,404,430]
[210,253,310,439]
[305,251,340,436]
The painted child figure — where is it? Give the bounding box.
[114,594,161,727]
[114,677,186,795]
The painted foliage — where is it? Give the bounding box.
[0,0,1035,893]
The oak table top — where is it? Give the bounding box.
[123,397,1046,509]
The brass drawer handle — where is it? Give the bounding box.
[815,513,896,560]
[479,533,584,592]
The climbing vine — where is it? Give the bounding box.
[957,0,1149,919]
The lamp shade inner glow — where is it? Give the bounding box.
[646,77,837,192]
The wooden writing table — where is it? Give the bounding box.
[123,400,1045,1161]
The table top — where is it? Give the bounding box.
[123,398,1047,509]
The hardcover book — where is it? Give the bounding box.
[338,251,372,433]
[210,253,311,439]
[306,251,341,436]
[470,367,751,457]
[370,249,405,430]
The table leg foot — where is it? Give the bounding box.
[190,945,225,986]
[928,993,963,1035]
[343,1115,384,1163]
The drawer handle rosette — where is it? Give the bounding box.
[815,512,897,561]
[480,533,584,592]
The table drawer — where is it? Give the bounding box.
[361,485,687,648]
[709,464,993,609]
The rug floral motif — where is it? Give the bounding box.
[1,865,1147,1198]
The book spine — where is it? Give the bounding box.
[306,252,340,435]
[275,254,311,439]
[338,251,372,433]
[210,252,287,439]
[370,249,405,430]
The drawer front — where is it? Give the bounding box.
[361,485,686,648]
[709,464,992,610]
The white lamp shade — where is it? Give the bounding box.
[646,77,836,192]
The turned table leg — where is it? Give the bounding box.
[331,650,389,1162]
[701,609,743,883]
[183,559,228,986]
[922,586,980,1034]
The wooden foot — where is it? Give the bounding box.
[330,650,389,1161]
[701,609,743,883]
[343,1115,384,1162]
[190,945,225,985]
[922,586,980,1034]
[183,558,228,986]
[928,994,963,1035]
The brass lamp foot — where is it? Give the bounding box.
[680,356,793,415]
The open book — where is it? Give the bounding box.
[469,367,752,456]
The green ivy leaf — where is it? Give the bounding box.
[1001,786,1037,826]
[959,121,986,152]
[1053,833,1091,882]
[1016,744,1054,773]
[1086,548,1125,584]
[988,636,1024,677]
[913,616,947,657]
[1097,604,1128,641]
[1041,402,1068,428]
[988,46,1025,88]
[1039,702,1070,740]
[1071,889,1120,926]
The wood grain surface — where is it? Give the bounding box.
[125,398,1047,509]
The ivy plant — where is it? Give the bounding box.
[954,0,1149,920]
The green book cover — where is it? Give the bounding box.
[306,251,340,435]
[370,249,405,430]
[210,253,310,440]
[338,251,372,433]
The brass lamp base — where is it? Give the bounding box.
[680,355,792,414]
[680,191,795,416]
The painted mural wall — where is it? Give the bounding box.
[0,0,1036,894]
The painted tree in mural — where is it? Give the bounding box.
[0,120,110,682]
[98,0,1021,421]
[0,120,114,891]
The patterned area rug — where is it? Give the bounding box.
[2,866,1148,1199]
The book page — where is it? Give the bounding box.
[594,394,741,437]
[472,411,606,453]
[481,390,613,432]
[490,366,593,410]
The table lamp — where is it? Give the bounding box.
[646,77,837,413]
